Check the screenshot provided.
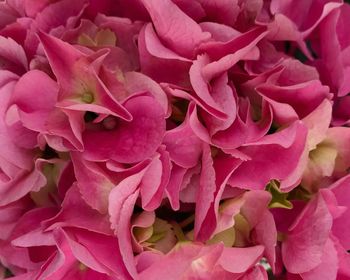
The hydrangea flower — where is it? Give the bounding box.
[0,0,350,279]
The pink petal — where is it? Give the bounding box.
[71,152,114,214]
[83,95,165,163]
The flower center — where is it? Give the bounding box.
[81,91,94,104]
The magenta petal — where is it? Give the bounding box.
[252,211,277,271]
[172,0,206,21]
[140,0,210,58]
[37,228,118,280]
[196,0,240,26]
[332,235,350,279]
[7,207,57,246]
[23,0,51,17]
[37,31,85,90]
[124,71,169,115]
[282,193,333,273]
[257,80,331,121]
[0,197,31,240]
[195,153,242,241]
[200,26,267,61]
[83,95,165,163]
[95,14,143,69]
[200,27,269,81]
[200,74,237,134]
[11,70,84,151]
[0,35,28,74]
[189,55,234,119]
[140,147,171,211]
[12,70,58,132]
[242,266,269,280]
[116,190,139,278]
[0,159,47,206]
[229,121,307,190]
[165,164,187,211]
[38,32,132,121]
[62,228,131,279]
[138,23,192,86]
[194,143,216,241]
[199,22,241,42]
[163,112,203,169]
[108,168,147,229]
[109,175,141,279]
[270,0,342,38]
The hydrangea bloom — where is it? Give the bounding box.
[0,0,350,279]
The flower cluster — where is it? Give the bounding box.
[0,0,350,279]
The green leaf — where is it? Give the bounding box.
[267,180,293,209]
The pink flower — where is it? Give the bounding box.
[1,0,350,279]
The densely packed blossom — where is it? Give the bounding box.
[0,0,350,279]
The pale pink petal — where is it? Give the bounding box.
[282,193,333,273]
[71,152,114,214]
[219,245,264,273]
[300,238,338,280]
[329,175,350,249]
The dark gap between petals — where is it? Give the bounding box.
[42,145,59,159]
[84,111,99,123]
